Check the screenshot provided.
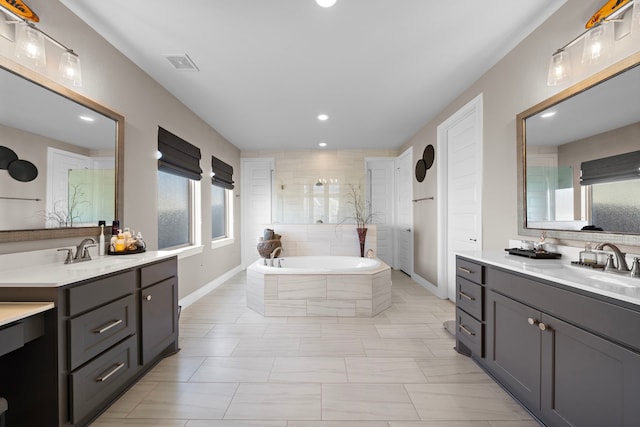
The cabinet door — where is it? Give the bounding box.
[541,314,640,427]
[486,290,541,412]
[140,277,178,365]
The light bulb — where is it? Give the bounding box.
[58,50,83,87]
[582,24,612,65]
[547,51,571,86]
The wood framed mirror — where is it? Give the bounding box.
[0,57,124,243]
[517,51,640,246]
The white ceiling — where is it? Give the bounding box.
[61,0,565,152]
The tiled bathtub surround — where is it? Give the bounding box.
[257,224,377,257]
[247,260,392,317]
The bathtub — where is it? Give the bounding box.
[246,256,392,317]
[252,256,381,274]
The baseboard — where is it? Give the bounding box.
[178,264,244,310]
[411,272,446,299]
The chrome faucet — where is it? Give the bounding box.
[74,237,97,262]
[594,243,629,272]
[269,247,283,267]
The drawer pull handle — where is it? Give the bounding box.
[458,267,473,274]
[458,324,475,336]
[539,322,548,331]
[527,317,540,326]
[96,362,125,383]
[457,291,475,301]
[144,295,152,301]
[94,319,123,334]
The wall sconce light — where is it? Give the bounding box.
[547,0,634,86]
[1,7,83,87]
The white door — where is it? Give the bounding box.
[437,95,483,301]
[396,148,413,274]
[241,158,274,267]
[366,158,394,266]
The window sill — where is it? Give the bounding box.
[160,245,204,260]
[211,237,235,250]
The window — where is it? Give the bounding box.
[211,155,234,246]
[158,170,192,249]
[157,127,202,250]
[211,184,226,240]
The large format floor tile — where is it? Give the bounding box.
[92,269,539,426]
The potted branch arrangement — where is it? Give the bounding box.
[344,185,375,257]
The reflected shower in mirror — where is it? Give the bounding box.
[0,58,123,242]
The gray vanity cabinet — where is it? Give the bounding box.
[455,258,485,358]
[0,255,179,427]
[461,255,640,427]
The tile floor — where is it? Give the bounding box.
[92,270,540,427]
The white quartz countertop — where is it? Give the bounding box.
[0,302,55,327]
[457,250,640,307]
[0,251,178,288]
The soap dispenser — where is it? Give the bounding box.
[579,243,597,264]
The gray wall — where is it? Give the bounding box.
[0,0,241,299]
[402,0,640,285]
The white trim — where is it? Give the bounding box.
[437,93,484,300]
[211,237,235,250]
[396,147,413,275]
[178,264,244,310]
[411,272,439,295]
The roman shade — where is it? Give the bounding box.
[157,127,202,180]
[211,156,234,190]
[580,150,640,186]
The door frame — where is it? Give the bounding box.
[436,94,484,300]
[241,157,274,268]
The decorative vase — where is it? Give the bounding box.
[356,227,368,257]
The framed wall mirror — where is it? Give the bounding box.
[0,57,124,243]
[517,51,640,246]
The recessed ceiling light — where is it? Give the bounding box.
[541,111,556,118]
[79,115,95,122]
[317,113,329,121]
[316,0,337,8]
[318,142,327,147]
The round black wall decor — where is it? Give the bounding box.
[415,159,426,182]
[8,159,38,182]
[0,146,18,169]
[415,144,435,183]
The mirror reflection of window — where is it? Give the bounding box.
[591,180,640,233]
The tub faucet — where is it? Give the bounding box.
[594,243,629,272]
[269,247,283,266]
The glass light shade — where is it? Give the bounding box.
[547,51,572,86]
[582,24,613,65]
[15,23,46,69]
[58,50,83,87]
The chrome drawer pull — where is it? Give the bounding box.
[96,362,125,382]
[93,319,123,334]
[457,291,475,301]
[458,267,473,274]
[458,324,475,336]
[144,295,152,301]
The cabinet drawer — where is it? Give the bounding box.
[69,294,136,371]
[69,334,138,424]
[0,322,23,357]
[141,257,177,289]
[456,277,483,320]
[456,258,484,285]
[67,270,136,316]
[456,307,483,357]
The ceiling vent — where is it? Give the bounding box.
[164,54,199,71]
